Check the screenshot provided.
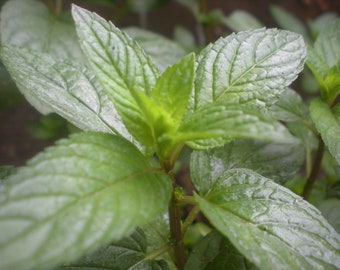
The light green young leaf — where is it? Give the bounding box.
[307,19,340,103]
[196,169,340,270]
[0,0,84,61]
[310,97,340,165]
[268,88,307,122]
[0,46,133,142]
[190,138,305,194]
[152,53,195,127]
[184,230,254,270]
[72,5,159,146]
[60,227,169,269]
[0,132,172,270]
[176,103,298,149]
[222,10,263,32]
[124,27,187,72]
[190,28,306,112]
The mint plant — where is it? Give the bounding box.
[1,3,340,270]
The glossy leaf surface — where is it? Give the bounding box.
[0,133,172,270]
[0,46,132,140]
[72,5,159,146]
[190,28,306,112]
[196,169,340,270]
[177,103,298,149]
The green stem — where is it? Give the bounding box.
[130,243,171,270]
[182,204,200,237]
[302,138,324,200]
[145,243,171,261]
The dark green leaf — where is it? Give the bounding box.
[196,169,340,270]
[0,132,172,269]
[190,28,306,112]
[60,227,169,269]
[190,139,305,194]
[310,97,340,165]
[184,230,254,270]
[72,5,159,146]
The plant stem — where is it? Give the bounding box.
[145,242,171,261]
[130,243,171,270]
[165,166,187,269]
[182,204,200,237]
[302,138,324,200]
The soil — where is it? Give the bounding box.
[0,0,339,166]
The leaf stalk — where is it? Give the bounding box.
[302,137,324,200]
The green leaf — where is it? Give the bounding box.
[0,0,84,61]
[222,10,263,32]
[176,103,298,149]
[124,27,187,72]
[184,230,254,270]
[307,19,340,103]
[72,5,160,146]
[309,13,338,38]
[152,53,195,127]
[190,28,306,112]
[269,4,310,43]
[173,26,196,52]
[0,46,133,141]
[310,97,340,165]
[60,227,169,269]
[268,88,307,122]
[0,132,172,270]
[319,199,340,234]
[313,19,340,71]
[195,169,340,270]
[190,139,305,194]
